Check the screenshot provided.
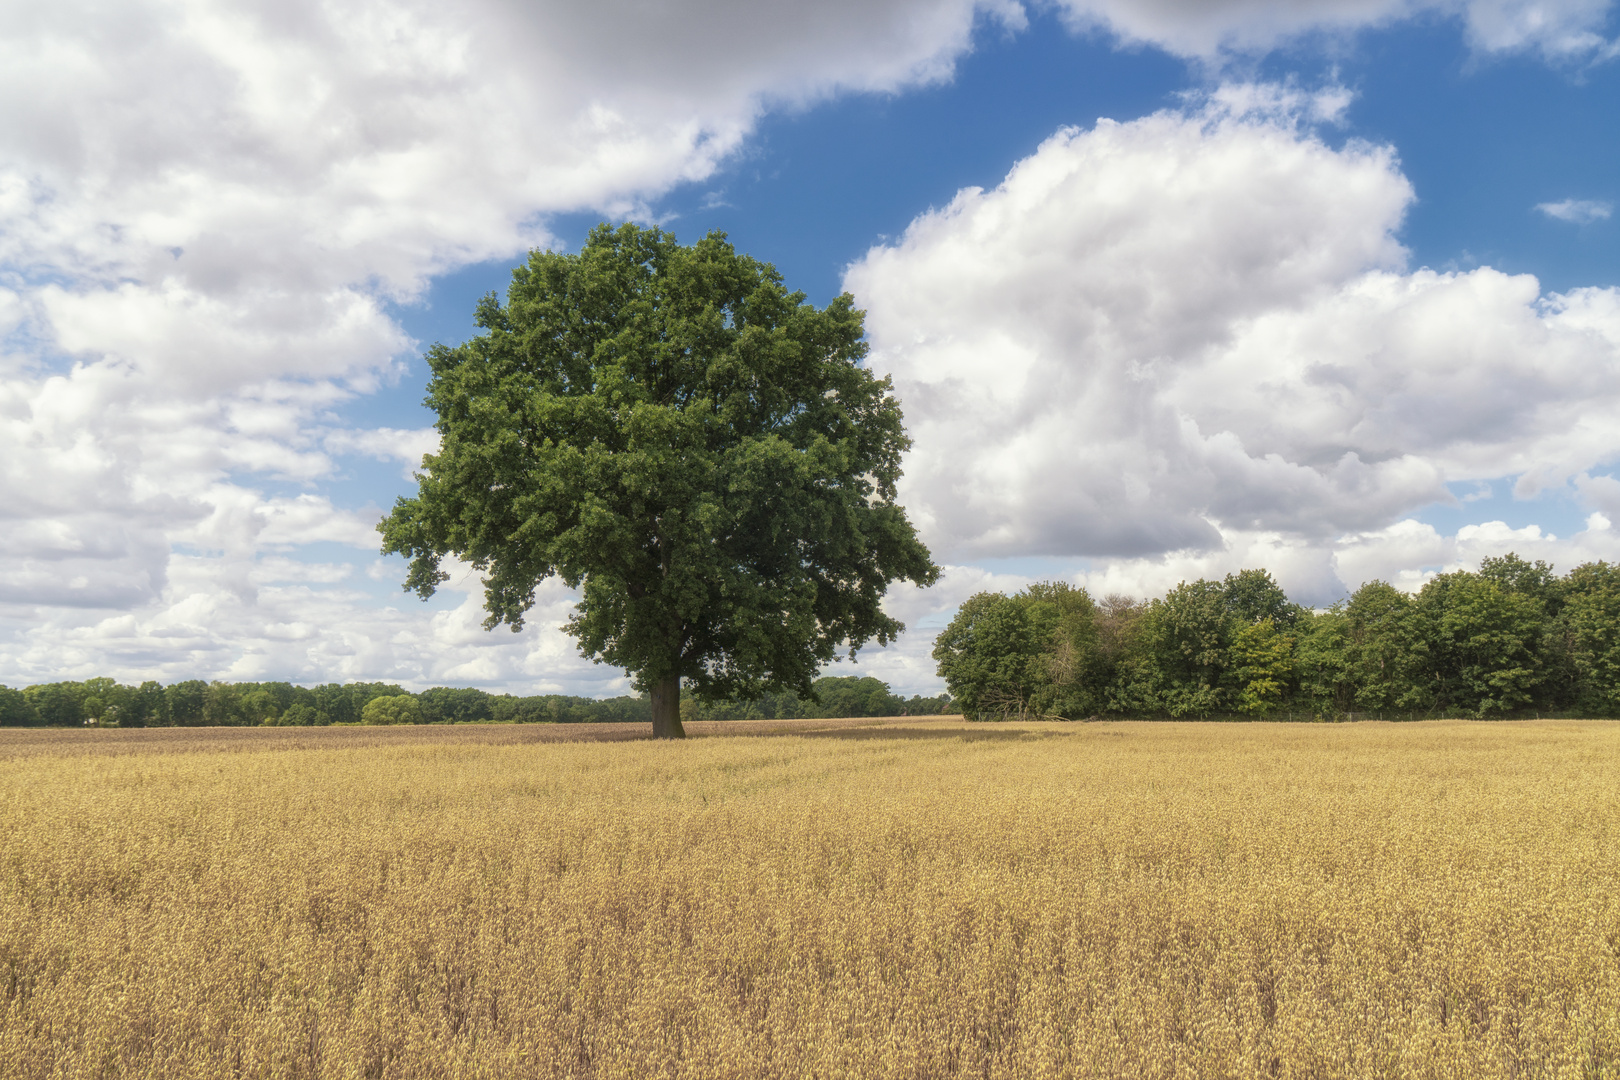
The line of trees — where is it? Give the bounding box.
[25,549,1610,727]
[0,675,948,728]
[933,554,1620,721]
[680,676,951,723]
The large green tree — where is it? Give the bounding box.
[0,686,39,727]
[932,582,1104,721]
[1119,579,1235,717]
[1554,561,1620,715]
[1293,606,1355,715]
[1412,571,1544,716]
[933,591,1050,720]
[381,224,938,738]
[1343,581,1424,713]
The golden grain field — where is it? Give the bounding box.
[1,719,1617,1080]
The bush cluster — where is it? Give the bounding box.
[934,553,1620,721]
[0,675,945,727]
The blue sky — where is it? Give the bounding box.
[2,0,1618,695]
[389,13,1619,327]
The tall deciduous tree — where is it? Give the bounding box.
[933,592,1048,721]
[381,224,938,738]
[1294,606,1355,714]
[0,686,39,727]
[1562,561,1620,714]
[1344,581,1423,712]
[1124,579,1235,717]
[1223,569,1301,627]
[1227,618,1295,715]
[933,582,1106,721]
[1413,571,1544,716]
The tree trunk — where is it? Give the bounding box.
[649,675,686,740]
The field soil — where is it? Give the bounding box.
[2,719,1617,1079]
[0,716,913,758]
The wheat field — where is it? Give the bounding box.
[1,719,1616,1079]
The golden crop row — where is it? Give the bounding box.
[1,720,1616,1079]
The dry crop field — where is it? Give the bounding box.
[1,720,1617,1079]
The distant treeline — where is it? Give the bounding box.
[679,676,951,723]
[934,553,1620,721]
[0,675,950,728]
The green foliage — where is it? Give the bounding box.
[202,682,239,726]
[379,223,938,737]
[361,696,424,726]
[24,683,87,726]
[679,675,949,722]
[1223,569,1301,627]
[201,682,306,726]
[934,554,1620,721]
[1024,582,1106,720]
[272,704,322,727]
[812,675,950,718]
[933,592,1047,720]
[74,678,124,726]
[165,681,208,726]
[1122,580,1235,717]
[1343,582,1422,712]
[1479,553,1564,616]
[240,689,282,726]
[1556,561,1620,715]
[490,694,651,724]
[1,675,942,730]
[0,679,413,728]
[933,582,1104,720]
[306,683,409,726]
[129,681,166,727]
[1228,619,1294,715]
[0,686,40,726]
[1105,567,1305,720]
[1293,606,1354,715]
[418,687,495,724]
[12,549,1619,730]
[1412,572,1544,717]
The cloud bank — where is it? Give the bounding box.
[0,0,1015,690]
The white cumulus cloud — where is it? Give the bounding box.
[849,86,1620,605]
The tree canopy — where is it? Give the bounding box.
[936,557,1620,721]
[379,223,939,737]
[931,582,1104,721]
[361,695,424,726]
